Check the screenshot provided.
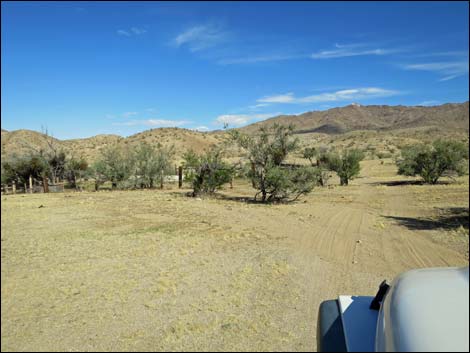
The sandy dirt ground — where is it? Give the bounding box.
[1,159,468,351]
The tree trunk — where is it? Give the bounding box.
[29,175,33,193]
[160,169,164,189]
[43,175,49,193]
[178,166,183,188]
[251,162,256,188]
[95,181,99,191]
[112,181,117,189]
[261,190,267,202]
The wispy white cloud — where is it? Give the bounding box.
[117,30,131,37]
[407,50,469,58]
[192,126,210,132]
[117,27,147,37]
[418,100,440,106]
[121,111,138,118]
[248,103,270,110]
[215,113,280,127]
[312,43,402,59]
[130,27,147,35]
[174,24,227,52]
[257,87,401,104]
[113,119,191,127]
[439,75,459,82]
[218,54,304,65]
[257,93,295,103]
[403,61,468,81]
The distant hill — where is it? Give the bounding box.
[1,102,468,163]
[239,101,469,135]
[1,127,223,163]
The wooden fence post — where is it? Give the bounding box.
[43,175,49,193]
[178,166,183,188]
[29,175,33,193]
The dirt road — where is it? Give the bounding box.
[1,160,468,351]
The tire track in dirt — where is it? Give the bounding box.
[284,177,468,350]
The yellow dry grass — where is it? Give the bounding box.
[1,159,468,351]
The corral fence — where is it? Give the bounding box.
[1,163,241,195]
[1,179,65,195]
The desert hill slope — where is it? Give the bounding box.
[2,102,468,163]
[239,101,469,135]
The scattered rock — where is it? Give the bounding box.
[352,260,358,264]
[38,205,45,208]
[356,240,362,244]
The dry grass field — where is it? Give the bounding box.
[1,159,469,351]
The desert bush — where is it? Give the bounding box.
[89,160,108,191]
[324,149,365,186]
[231,124,319,202]
[47,150,67,183]
[397,140,469,184]
[182,148,233,197]
[133,142,174,189]
[302,146,331,186]
[93,144,134,189]
[263,166,321,202]
[64,157,88,188]
[1,156,47,186]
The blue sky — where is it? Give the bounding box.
[1,1,469,139]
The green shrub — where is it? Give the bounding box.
[324,149,365,186]
[231,124,320,202]
[182,148,233,197]
[397,140,469,184]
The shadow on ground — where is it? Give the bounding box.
[383,207,469,231]
[370,179,453,187]
[167,190,297,205]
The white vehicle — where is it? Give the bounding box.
[317,266,469,352]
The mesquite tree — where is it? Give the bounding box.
[231,123,319,202]
[182,148,233,197]
[323,149,365,186]
[397,140,468,184]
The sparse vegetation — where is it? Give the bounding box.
[323,149,365,186]
[133,142,175,189]
[92,144,134,189]
[1,155,46,187]
[231,124,320,202]
[182,147,233,197]
[397,139,469,184]
[64,157,88,189]
[302,146,331,186]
